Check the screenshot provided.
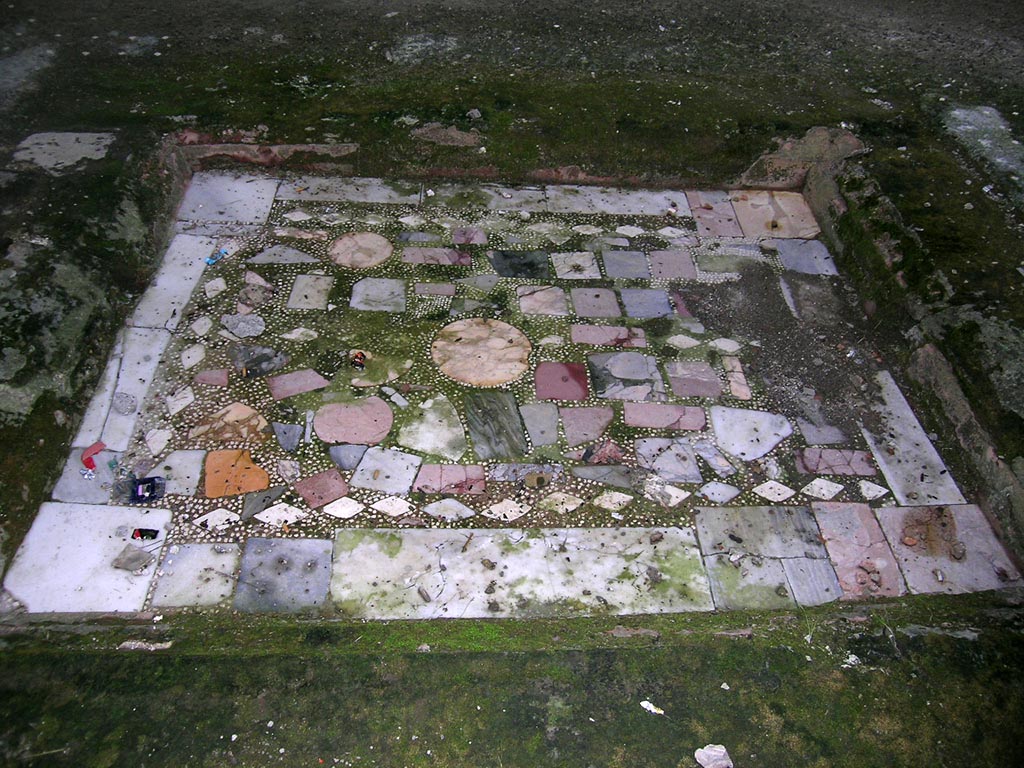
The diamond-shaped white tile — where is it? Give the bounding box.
[372,496,415,518]
[482,499,530,522]
[538,492,585,514]
[752,480,796,502]
[572,225,603,235]
[192,508,239,532]
[283,209,313,222]
[801,478,844,500]
[858,480,890,500]
[593,491,633,511]
[323,497,365,519]
[255,502,307,526]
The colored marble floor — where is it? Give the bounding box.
[3,174,1019,616]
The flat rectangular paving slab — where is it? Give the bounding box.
[100,327,171,451]
[130,234,217,331]
[52,448,121,504]
[863,371,966,506]
[875,504,1021,594]
[814,501,906,599]
[330,527,711,619]
[695,505,828,560]
[3,502,171,612]
[234,537,333,612]
[151,543,240,607]
[177,171,279,226]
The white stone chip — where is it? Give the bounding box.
[593,491,633,511]
[145,428,173,457]
[205,277,227,298]
[180,344,206,370]
[165,386,195,416]
[190,316,213,337]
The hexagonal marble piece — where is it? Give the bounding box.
[151,543,241,607]
[570,325,647,348]
[536,362,589,401]
[204,450,270,498]
[314,397,394,445]
[665,361,722,398]
[801,478,844,500]
[551,251,601,279]
[402,247,472,266]
[189,401,268,442]
[593,490,633,512]
[517,285,569,315]
[570,287,621,317]
[620,288,673,318]
[350,277,406,312]
[601,250,650,279]
[329,231,393,268]
[636,438,703,484]
[699,482,741,503]
[234,538,333,612]
[752,480,796,502]
[711,406,792,461]
[192,507,240,532]
[538,492,585,514]
[248,244,319,264]
[350,447,423,495]
[397,394,467,461]
[287,274,334,310]
[432,318,532,387]
[294,469,349,509]
[589,352,667,401]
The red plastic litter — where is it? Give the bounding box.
[81,441,106,470]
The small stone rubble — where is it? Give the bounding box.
[3,173,1018,617]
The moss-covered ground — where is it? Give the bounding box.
[2,591,1023,766]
